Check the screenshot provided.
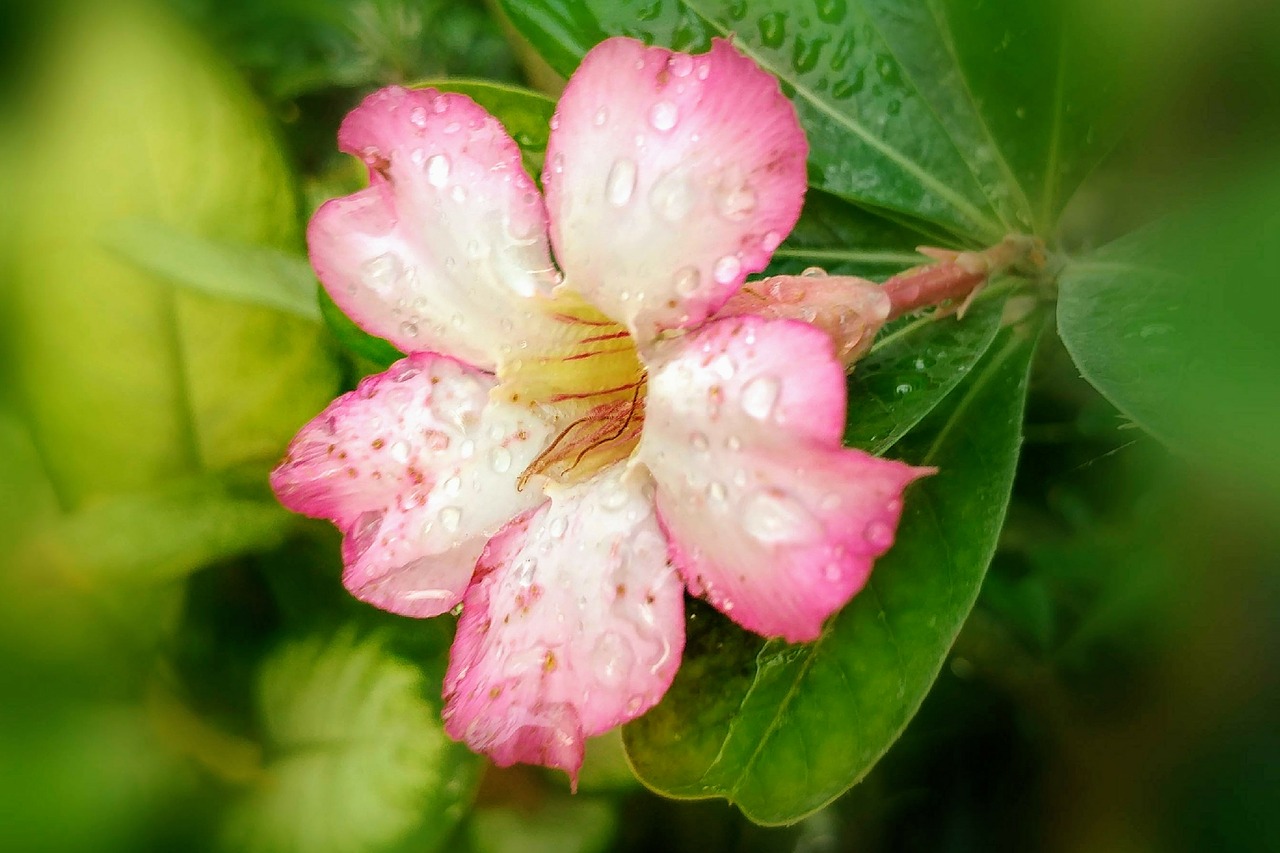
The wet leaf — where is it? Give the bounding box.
[499,0,1128,241]
[624,308,1044,823]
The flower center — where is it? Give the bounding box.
[495,291,646,488]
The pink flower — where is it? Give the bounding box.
[272,37,929,783]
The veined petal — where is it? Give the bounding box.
[443,465,684,782]
[714,273,892,368]
[635,317,930,642]
[309,86,567,370]
[271,354,554,617]
[544,38,807,343]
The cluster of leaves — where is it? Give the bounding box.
[2,0,1274,851]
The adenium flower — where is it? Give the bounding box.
[272,36,930,782]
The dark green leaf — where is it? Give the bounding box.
[224,628,480,853]
[845,282,1014,454]
[318,286,405,374]
[500,0,1127,241]
[624,307,1044,824]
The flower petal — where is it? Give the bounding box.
[544,38,808,342]
[635,316,930,642]
[271,353,554,617]
[714,273,892,368]
[443,465,684,782]
[309,86,566,369]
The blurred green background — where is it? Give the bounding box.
[0,0,1275,851]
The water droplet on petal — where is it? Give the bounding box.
[593,106,609,126]
[716,182,757,220]
[864,519,894,550]
[743,489,822,543]
[390,440,411,463]
[349,510,384,559]
[548,516,568,539]
[441,475,461,497]
[690,432,709,452]
[400,321,419,338]
[650,170,695,222]
[713,255,742,284]
[824,562,843,582]
[606,158,638,206]
[592,631,636,688]
[490,446,512,473]
[362,252,406,293]
[426,154,450,187]
[649,100,679,131]
[673,265,700,296]
[668,53,695,77]
[432,95,449,114]
[410,106,428,128]
[740,375,781,420]
[410,147,426,166]
[709,481,728,502]
[602,486,630,510]
[762,230,783,252]
[439,506,462,532]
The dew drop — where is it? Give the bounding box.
[410,106,428,128]
[548,515,568,539]
[362,252,406,293]
[713,254,742,284]
[593,106,609,126]
[426,154,451,187]
[762,230,783,252]
[650,170,695,222]
[690,431,710,452]
[400,320,419,338]
[439,506,462,533]
[390,440,411,463]
[743,489,822,543]
[489,445,512,473]
[673,265,700,296]
[592,631,636,688]
[741,375,781,420]
[668,53,695,77]
[895,383,912,395]
[459,439,476,459]
[649,100,679,132]
[441,475,462,497]
[864,519,894,549]
[432,94,448,114]
[602,486,630,510]
[823,562,843,582]
[716,182,757,220]
[709,481,728,502]
[606,158,638,206]
[410,147,426,166]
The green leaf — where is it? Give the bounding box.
[845,282,1014,454]
[104,219,321,322]
[224,628,480,853]
[499,0,1127,240]
[318,286,405,374]
[624,308,1044,824]
[468,795,617,853]
[11,474,295,585]
[765,188,933,279]
[11,2,338,505]
[1057,165,1280,503]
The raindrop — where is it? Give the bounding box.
[814,0,847,24]
[441,475,462,496]
[895,383,912,395]
[410,147,426,166]
[864,519,893,549]
[741,375,781,420]
[713,254,742,284]
[459,439,476,459]
[548,516,568,539]
[690,432,710,452]
[606,158,638,206]
[762,231,783,252]
[823,562,843,582]
[709,481,728,502]
[592,631,636,687]
[490,446,512,473]
[390,440,411,463]
[593,106,609,126]
[432,95,448,114]
[410,106,428,128]
[669,53,694,78]
[758,11,787,48]
[716,182,757,220]
[673,266,700,296]
[362,252,406,293]
[439,506,462,532]
[650,170,695,221]
[426,154,451,187]
[602,486,630,510]
[743,489,822,543]
[649,100,679,132]
[400,321,419,338]
[451,185,467,203]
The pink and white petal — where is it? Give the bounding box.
[442,465,684,782]
[635,316,931,643]
[309,86,567,369]
[543,38,808,342]
[271,353,555,617]
[714,273,892,368]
